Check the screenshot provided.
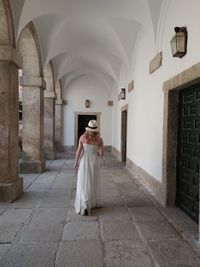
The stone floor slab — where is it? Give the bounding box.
[21,208,67,242]
[116,183,139,196]
[97,196,124,208]
[98,207,131,222]
[39,189,71,208]
[0,204,8,215]
[124,192,155,207]
[51,178,74,189]
[0,244,11,261]
[136,220,181,241]
[66,208,98,222]
[148,239,200,266]
[130,207,166,222]
[102,221,142,242]
[21,174,39,190]
[62,221,100,240]
[160,206,199,240]
[2,242,58,267]
[0,209,32,242]
[10,191,43,208]
[56,240,103,267]
[105,240,154,267]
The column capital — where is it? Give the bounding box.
[55,99,63,105]
[0,45,22,68]
[20,76,46,89]
[44,91,56,99]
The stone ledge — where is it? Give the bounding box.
[44,91,56,99]
[0,45,22,68]
[20,76,46,89]
[0,177,23,202]
[19,160,45,174]
[56,99,63,105]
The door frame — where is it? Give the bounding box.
[162,62,200,236]
[121,104,128,162]
[74,111,101,148]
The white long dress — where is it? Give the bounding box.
[75,143,101,215]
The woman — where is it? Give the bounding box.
[73,120,104,215]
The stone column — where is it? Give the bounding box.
[55,99,63,151]
[19,76,46,173]
[44,92,56,160]
[0,45,23,202]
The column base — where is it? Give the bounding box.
[0,177,23,202]
[45,151,55,160]
[19,160,45,174]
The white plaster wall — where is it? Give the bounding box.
[63,75,113,146]
[113,0,200,182]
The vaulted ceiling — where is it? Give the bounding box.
[10,0,164,92]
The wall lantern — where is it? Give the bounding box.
[120,88,126,100]
[170,27,187,58]
[85,99,90,108]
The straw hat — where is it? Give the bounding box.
[85,120,99,132]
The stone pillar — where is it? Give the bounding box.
[55,99,63,151]
[0,45,23,202]
[44,92,56,160]
[19,76,46,173]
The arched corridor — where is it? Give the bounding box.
[0,152,200,266]
[1,0,200,265]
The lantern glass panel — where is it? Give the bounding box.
[170,35,177,56]
[176,32,185,53]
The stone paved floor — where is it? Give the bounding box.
[0,152,200,266]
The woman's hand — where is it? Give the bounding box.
[73,162,78,169]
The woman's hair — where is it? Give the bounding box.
[84,130,100,140]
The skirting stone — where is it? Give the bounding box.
[0,177,23,202]
[55,144,65,152]
[126,157,163,205]
[63,146,75,153]
[19,160,45,174]
[104,146,112,152]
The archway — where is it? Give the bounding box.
[18,23,45,173]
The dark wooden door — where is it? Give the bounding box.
[77,115,96,145]
[177,84,200,223]
[121,110,127,162]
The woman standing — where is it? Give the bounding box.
[73,120,104,215]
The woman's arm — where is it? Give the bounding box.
[98,137,104,157]
[73,135,84,169]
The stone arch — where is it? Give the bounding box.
[17,21,46,174]
[17,22,42,77]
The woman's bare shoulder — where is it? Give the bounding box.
[79,134,85,142]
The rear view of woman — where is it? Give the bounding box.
[73,120,104,215]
